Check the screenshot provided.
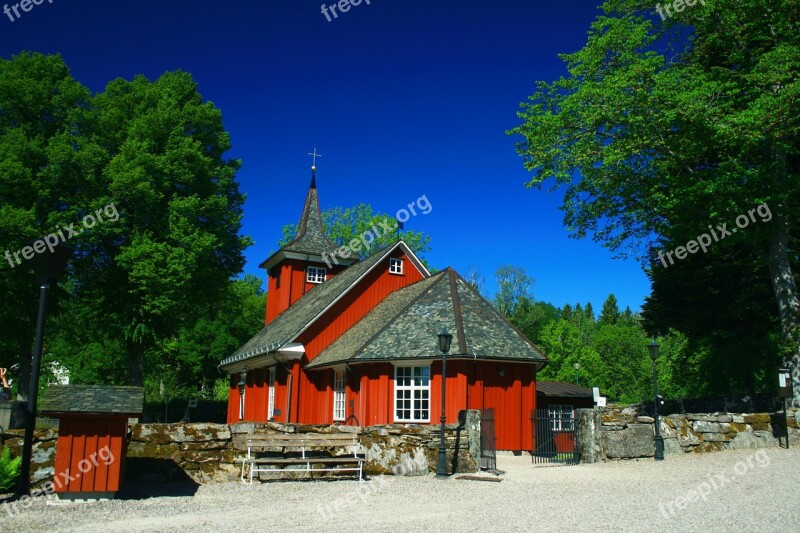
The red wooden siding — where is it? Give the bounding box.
[266,260,348,325]
[231,246,540,451]
[53,416,127,494]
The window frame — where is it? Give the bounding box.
[547,404,575,432]
[307,266,327,284]
[389,258,404,275]
[333,369,346,422]
[267,367,276,420]
[393,364,431,423]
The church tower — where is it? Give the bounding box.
[260,171,355,324]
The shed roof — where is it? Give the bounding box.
[40,385,144,416]
[537,381,594,398]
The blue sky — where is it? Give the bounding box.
[0,0,651,311]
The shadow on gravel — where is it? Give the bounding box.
[117,458,200,500]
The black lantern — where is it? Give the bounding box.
[648,340,660,362]
[436,328,452,478]
[20,242,73,494]
[648,339,664,461]
[238,368,248,396]
[438,329,452,355]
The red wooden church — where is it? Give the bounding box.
[220,173,547,451]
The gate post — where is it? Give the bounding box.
[576,408,602,463]
[459,409,481,468]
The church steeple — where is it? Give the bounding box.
[260,166,356,324]
[279,171,335,257]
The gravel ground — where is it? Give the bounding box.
[2,448,799,532]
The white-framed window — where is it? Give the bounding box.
[333,369,346,422]
[389,258,404,275]
[548,405,575,431]
[267,367,276,420]
[307,266,327,284]
[394,365,430,422]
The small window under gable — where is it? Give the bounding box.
[389,258,404,275]
[307,266,327,284]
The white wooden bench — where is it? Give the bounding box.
[237,432,365,485]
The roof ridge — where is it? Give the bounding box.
[221,241,418,368]
[346,271,449,361]
[447,268,468,355]
[451,269,548,361]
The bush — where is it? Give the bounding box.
[0,447,21,492]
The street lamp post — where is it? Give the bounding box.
[20,243,72,494]
[436,328,452,478]
[237,368,248,421]
[574,362,580,386]
[648,339,665,461]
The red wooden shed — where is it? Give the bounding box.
[40,385,144,499]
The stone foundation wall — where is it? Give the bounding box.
[2,411,480,487]
[587,405,800,460]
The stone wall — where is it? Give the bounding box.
[2,412,480,487]
[2,429,58,487]
[129,418,479,483]
[582,405,800,460]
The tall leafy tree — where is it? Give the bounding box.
[0,53,250,389]
[280,203,431,265]
[0,52,92,395]
[493,265,534,316]
[509,0,800,403]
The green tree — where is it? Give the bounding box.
[280,203,431,265]
[509,298,560,346]
[509,0,800,404]
[493,265,534,316]
[538,319,605,388]
[599,294,620,325]
[0,52,92,396]
[0,53,250,390]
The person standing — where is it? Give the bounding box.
[0,368,11,402]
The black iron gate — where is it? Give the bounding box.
[530,408,580,465]
[480,408,497,471]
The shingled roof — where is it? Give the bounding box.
[39,385,144,416]
[307,268,547,369]
[220,241,429,370]
[537,381,594,398]
[260,173,342,270]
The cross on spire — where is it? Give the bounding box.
[308,148,322,171]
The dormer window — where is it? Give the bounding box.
[307,266,327,284]
[389,258,404,275]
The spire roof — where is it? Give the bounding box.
[280,171,335,255]
[259,172,343,270]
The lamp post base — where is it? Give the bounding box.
[436,447,448,477]
[654,436,665,461]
